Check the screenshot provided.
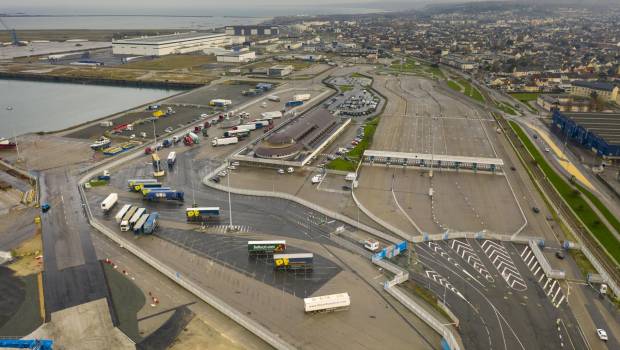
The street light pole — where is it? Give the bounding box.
[227,160,233,230]
[6,106,22,162]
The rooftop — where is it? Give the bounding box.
[573,80,617,92]
[562,112,620,145]
[114,32,227,45]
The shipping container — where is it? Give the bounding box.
[212,137,239,146]
[273,253,313,270]
[127,179,158,189]
[248,240,286,254]
[144,190,184,201]
[132,182,163,192]
[128,208,146,229]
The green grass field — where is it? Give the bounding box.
[447,80,462,92]
[509,92,539,113]
[327,117,379,171]
[510,121,620,265]
[495,101,517,115]
[338,85,354,92]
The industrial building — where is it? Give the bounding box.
[255,108,337,160]
[268,65,293,77]
[112,32,240,56]
[216,51,256,63]
[225,25,279,36]
[552,110,620,157]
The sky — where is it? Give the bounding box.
[2,0,435,16]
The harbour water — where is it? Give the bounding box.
[0,79,181,136]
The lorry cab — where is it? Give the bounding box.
[364,239,380,252]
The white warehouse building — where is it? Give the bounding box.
[112,32,242,56]
[216,51,256,63]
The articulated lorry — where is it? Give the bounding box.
[114,204,132,223]
[132,213,150,234]
[144,190,184,201]
[100,193,118,213]
[120,206,138,231]
[143,212,159,234]
[248,240,286,255]
[186,207,220,222]
[273,253,313,270]
[212,137,239,146]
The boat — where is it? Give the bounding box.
[90,137,111,150]
[0,138,16,150]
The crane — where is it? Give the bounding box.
[0,16,19,45]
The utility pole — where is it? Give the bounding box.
[6,106,22,162]
[227,160,233,231]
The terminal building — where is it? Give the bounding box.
[254,108,338,160]
[112,32,240,56]
[552,110,620,157]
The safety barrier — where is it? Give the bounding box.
[528,240,566,280]
[78,172,295,350]
[329,232,373,259]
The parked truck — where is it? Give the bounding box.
[100,193,118,213]
[167,152,176,167]
[232,124,255,132]
[143,212,159,234]
[304,293,350,313]
[247,240,286,255]
[187,132,200,144]
[212,137,239,147]
[223,130,249,138]
[120,206,138,231]
[127,179,158,189]
[144,190,184,201]
[285,100,303,107]
[114,204,132,223]
[140,187,172,196]
[209,99,232,107]
[133,213,150,234]
[127,207,146,230]
[260,111,283,120]
[186,207,220,222]
[293,94,311,102]
[273,253,313,270]
[152,153,161,168]
[267,95,280,102]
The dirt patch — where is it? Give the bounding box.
[168,316,245,350]
[7,228,43,276]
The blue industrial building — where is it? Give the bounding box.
[552,110,620,157]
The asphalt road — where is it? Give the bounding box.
[39,168,114,320]
[413,238,588,350]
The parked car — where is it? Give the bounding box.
[342,185,352,191]
[532,207,540,213]
[287,167,294,173]
[555,251,565,260]
[218,170,228,177]
[211,177,220,183]
[277,169,285,174]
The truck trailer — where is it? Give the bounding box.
[167,152,176,167]
[132,182,163,192]
[248,240,286,255]
[133,213,150,234]
[293,94,311,102]
[120,206,138,231]
[304,293,350,313]
[144,190,184,201]
[212,137,239,147]
[114,204,132,223]
[127,207,146,230]
[127,178,158,189]
[186,207,220,222]
[260,111,283,120]
[100,193,118,213]
[209,99,232,107]
[273,253,313,270]
[143,212,159,234]
[285,100,304,107]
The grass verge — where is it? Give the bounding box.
[389,58,445,80]
[447,80,462,92]
[338,85,354,92]
[327,117,379,171]
[510,121,620,265]
[495,101,517,115]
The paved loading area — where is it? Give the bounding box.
[412,238,588,350]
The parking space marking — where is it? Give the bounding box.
[425,270,467,301]
[479,240,527,291]
[450,239,494,283]
[520,246,566,308]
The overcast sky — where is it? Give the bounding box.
[3,0,438,15]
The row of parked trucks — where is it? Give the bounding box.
[114,203,159,233]
[212,111,282,147]
[127,179,184,201]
